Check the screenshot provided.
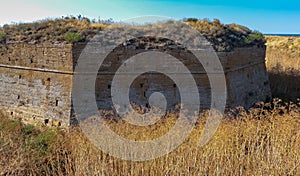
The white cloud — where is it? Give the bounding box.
[0,0,61,25]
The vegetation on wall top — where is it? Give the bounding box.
[184,18,265,51]
[0,15,265,51]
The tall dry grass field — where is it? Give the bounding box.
[265,36,300,101]
[0,99,299,175]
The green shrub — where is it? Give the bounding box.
[28,130,57,155]
[64,32,81,43]
[0,32,5,40]
[185,18,198,22]
[245,30,265,44]
[22,124,35,135]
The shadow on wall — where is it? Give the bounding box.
[268,66,300,102]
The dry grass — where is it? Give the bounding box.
[1,99,299,175]
[265,36,300,101]
[266,36,300,70]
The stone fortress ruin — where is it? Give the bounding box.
[0,18,271,126]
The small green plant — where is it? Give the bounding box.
[245,30,265,44]
[22,124,35,135]
[28,130,57,155]
[64,32,81,43]
[0,32,5,40]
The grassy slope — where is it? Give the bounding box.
[266,36,300,70]
[265,36,300,101]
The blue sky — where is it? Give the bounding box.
[1,0,299,34]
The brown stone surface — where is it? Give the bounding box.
[0,43,73,126]
[0,41,271,126]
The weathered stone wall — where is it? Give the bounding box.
[92,42,212,112]
[0,44,73,126]
[0,42,271,126]
[94,44,271,111]
[219,47,271,108]
[0,44,73,71]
